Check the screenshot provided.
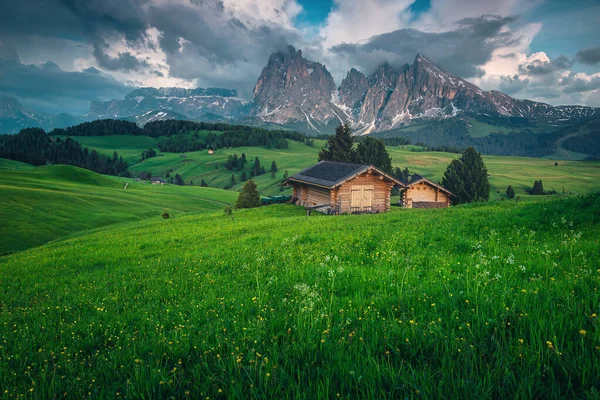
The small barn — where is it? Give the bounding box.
[284,161,404,214]
[150,177,167,185]
[399,174,453,208]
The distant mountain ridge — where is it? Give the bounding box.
[0,96,84,134]
[1,46,599,145]
[87,86,253,120]
[253,47,600,134]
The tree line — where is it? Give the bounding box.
[0,128,128,176]
[49,119,308,153]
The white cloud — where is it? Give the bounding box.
[319,0,414,49]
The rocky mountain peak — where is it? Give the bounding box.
[338,69,368,117]
[252,46,339,132]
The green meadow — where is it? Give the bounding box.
[64,135,159,165]
[0,165,237,255]
[68,134,600,198]
[1,133,599,398]
[0,194,599,398]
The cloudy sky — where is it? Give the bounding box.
[0,0,599,115]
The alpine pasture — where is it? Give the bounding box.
[0,194,599,398]
[0,134,599,399]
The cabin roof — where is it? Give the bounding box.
[284,161,404,189]
[401,174,454,196]
[150,177,166,182]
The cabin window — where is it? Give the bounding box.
[351,185,374,212]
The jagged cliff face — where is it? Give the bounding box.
[252,46,343,132]
[254,51,599,134]
[337,68,368,119]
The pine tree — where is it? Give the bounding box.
[174,173,184,186]
[231,174,235,185]
[506,185,515,199]
[283,170,288,180]
[271,161,278,172]
[235,180,261,209]
[318,123,356,163]
[241,171,247,181]
[200,179,207,187]
[355,136,392,173]
[253,157,261,176]
[402,167,410,182]
[531,180,544,195]
[441,147,490,204]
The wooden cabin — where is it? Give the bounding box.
[399,174,453,208]
[284,161,404,214]
[150,177,167,185]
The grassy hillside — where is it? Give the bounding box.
[0,158,35,171]
[59,134,600,198]
[387,148,600,201]
[0,164,237,255]
[64,135,159,165]
[129,140,325,196]
[1,195,598,398]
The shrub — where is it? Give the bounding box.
[236,180,261,209]
[224,205,233,215]
[531,180,544,195]
[161,209,170,219]
[506,185,515,199]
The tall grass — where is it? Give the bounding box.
[1,194,598,398]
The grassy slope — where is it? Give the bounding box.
[387,148,600,201]
[0,164,237,255]
[63,135,600,198]
[129,140,326,196]
[465,117,515,137]
[64,135,159,165]
[0,158,35,171]
[1,195,598,398]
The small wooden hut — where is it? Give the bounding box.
[399,174,453,208]
[284,161,404,214]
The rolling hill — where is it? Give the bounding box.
[0,192,598,398]
[66,134,600,198]
[0,164,237,254]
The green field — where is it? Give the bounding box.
[119,138,599,198]
[0,158,35,171]
[64,135,159,165]
[1,194,598,398]
[128,140,326,196]
[0,164,237,255]
[386,149,600,201]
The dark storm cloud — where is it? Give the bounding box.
[0,0,302,98]
[562,74,600,93]
[518,55,573,76]
[92,42,149,71]
[575,46,600,66]
[329,15,519,79]
[0,0,152,73]
[0,53,130,114]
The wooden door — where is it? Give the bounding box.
[351,188,362,211]
[363,187,373,209]
[351,185,374,212]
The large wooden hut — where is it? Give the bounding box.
[399,174,453,208]
[284,161,404,214]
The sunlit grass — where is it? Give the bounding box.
[0,164,237,254]
[1,194,598,398]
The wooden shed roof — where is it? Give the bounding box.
[400,174,454,196]
[284,161,405,189]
